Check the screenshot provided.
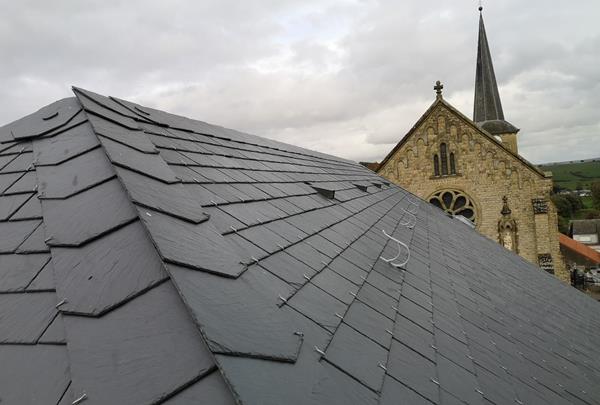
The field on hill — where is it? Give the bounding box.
[538,160,600,190]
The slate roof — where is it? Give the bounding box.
[570,219,600,238]
[1,88,600,405]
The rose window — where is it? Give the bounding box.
[428,189,477,224]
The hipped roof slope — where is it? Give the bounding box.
[0,88,599,405]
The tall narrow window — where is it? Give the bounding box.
[440,143,448,175]
[433,154,440,176]
[450,152,456,174]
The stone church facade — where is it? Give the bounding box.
[377,10,566,280]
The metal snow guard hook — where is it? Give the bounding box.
[399,208,416,229]
[380,229,410,268]
[406,196,420,214]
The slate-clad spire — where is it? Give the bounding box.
[472,6,519,141]
[473,7,504,122]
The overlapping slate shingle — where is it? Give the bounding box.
[1,88,599,405]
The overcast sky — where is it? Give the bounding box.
[1,0,599,164]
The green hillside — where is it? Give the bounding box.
[538,159,600,190]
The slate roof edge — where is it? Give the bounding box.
[73,86,358,168]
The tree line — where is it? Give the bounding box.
[552,181,600,233]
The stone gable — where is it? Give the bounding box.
[378,100,567,280]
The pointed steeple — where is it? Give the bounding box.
[472,6,519,152]
[473,7,504,122]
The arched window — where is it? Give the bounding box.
[428,189,477,224]
[450,152,456,175]
[440,143,448,175]
[433,154,440,176]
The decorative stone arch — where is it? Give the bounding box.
[427,188,478,224]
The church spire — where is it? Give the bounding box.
[473,6,504,122]
[472,5,519,153]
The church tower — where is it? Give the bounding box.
[473,6,520,154]
[376,6,567,280]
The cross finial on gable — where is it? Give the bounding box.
[434,80,444,98]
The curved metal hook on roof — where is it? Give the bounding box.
[406,198,419,214]
[399,209,416,229]
[380,229,410,268]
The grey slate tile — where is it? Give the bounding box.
[89,114,158,153]
[36,147,114,199]
[237,225,291,255]
[3,171,36,194]
[65,281,215,405]
[435,327,474,372]
[473,364,518,405]
[226,233,270,263]
[310,361,379,405]
[387,340,439,404]
[0,253,50,292]
[393,314,436,362]
[115,167,208,223]
[311,267,359,305]
[344,300,393,348]
[213,305,329,403]
[324,323,387,391]
[162,371,236,405]
[27,258,57,290]
[285,242,330,272]
[0,152,33,173]
[139,208,246,277]
[0,97,81,140]
[0,292,57,343]
[16,220,50,253]
[32,121,100,165]
[258,251,316,288]
[437,355,484,405]
[366,269,402,299]
[0,153,17,170]
[202,206,246,233]
[264,219,307,243]
[0,192,32,219]
[397,296,433,333]
[0,219,40,253]
[380,376,435,405]
[9,192,43,219]
[100,136,178,183]
[0,345,70,404]
[52,221,167,315]
[42,179,137,246]
[0,172,22,193]
[38,313,67,344]
[288,283,346,332]
[356,282,398,320]
[304,234,343,258]
[167,264,301,361]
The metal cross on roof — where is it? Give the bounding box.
[434,80,444,98]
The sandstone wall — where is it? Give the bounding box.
[378,103,567,281]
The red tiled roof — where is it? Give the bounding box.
[559,233,600,263]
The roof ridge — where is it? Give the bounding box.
[72,88,305,363]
